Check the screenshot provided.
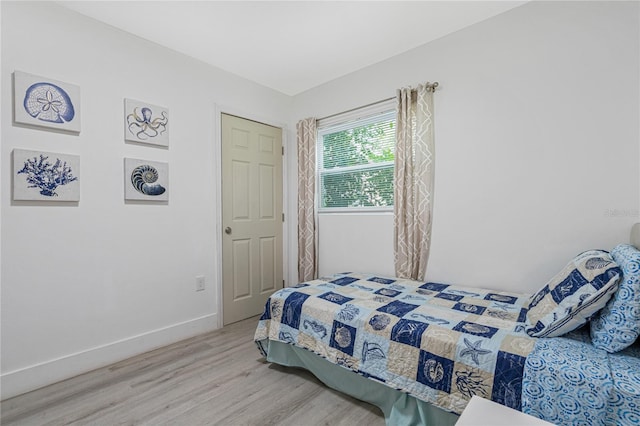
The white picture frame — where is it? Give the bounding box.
[124,158,169,201]
[13,71,81,133]
[124,99,169,147]
[13,149,80,201]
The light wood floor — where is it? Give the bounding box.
[1,317,384,426]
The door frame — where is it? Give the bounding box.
[214,104,289,328]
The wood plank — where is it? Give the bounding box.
[1,317,384,425]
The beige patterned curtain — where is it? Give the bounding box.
[394,84,435,280]
[297,118,318,282]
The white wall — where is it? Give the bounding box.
[288,1,639,292]
[1,1,290,399]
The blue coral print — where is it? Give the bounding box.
[17,154,77,196]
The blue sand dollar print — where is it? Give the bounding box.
[391,319,429,347]
[131,164,166,196]
[417,350,454,393]
[17,154,77,197]
[13,71,81,132]
[330,321,357,356]
[23,82,75,124]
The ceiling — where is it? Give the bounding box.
[57,1,528,96]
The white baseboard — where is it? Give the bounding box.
[0,313,219,400]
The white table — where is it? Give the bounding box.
[456,396,555,426]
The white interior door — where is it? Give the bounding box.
[222,113,283,325]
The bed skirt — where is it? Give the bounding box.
[260,339,459,426]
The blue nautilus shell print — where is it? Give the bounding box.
[23,82,75,124]
[131,164,166,196]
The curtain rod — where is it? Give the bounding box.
[317,82,439,122]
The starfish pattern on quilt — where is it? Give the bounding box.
[460,338,492,365]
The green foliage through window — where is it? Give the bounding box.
[319,111,395,209]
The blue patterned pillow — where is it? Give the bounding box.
[526,250,621,338]
[591,244,640,352]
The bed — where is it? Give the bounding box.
[254,225,640,425]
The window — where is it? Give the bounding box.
[318,107,395,211]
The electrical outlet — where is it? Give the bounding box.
[195,275,205,291]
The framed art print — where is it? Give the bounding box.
[124,158,169,201]
[13,149,80,201]
[124,99,169,147]
[13,71,81,133]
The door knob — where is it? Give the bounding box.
[225,227,232,235]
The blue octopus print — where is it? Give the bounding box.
[127,107,168,141]
[23,82,75,124]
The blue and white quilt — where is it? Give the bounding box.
[254,273,536,415]
[522,327,640,425]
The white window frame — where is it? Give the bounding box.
[316,100,396,214]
